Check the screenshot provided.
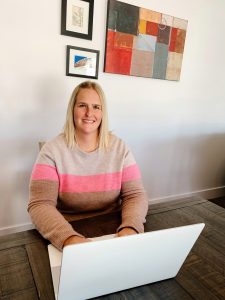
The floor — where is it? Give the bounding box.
[209,196,225,209]
[1,197,225,299]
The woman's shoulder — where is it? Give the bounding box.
[107,133,136,164]
[40,133,67,152]
[108,133,128,151]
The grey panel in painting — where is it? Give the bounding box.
[108,0,139,35]
[153,43,169,80]
[108,0,117,30]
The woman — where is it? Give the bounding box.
[28,81,148,250]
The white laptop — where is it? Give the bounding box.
[48,223,205,300]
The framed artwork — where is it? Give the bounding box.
[104,0,188,81]
[66,45,99,79]
[61,0,94,40]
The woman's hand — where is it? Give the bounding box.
[117,227,138,237]
[63,235,91,247]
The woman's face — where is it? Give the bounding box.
[73,88,103,137]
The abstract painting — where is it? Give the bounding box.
[104,0,188,81]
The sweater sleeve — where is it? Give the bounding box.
[28,144,83,250]
[117,148,149,233]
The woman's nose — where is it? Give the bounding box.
[85,106,92,116]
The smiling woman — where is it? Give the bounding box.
[28,81,149,250]
[63,81,108,150]
[73,88,103,151]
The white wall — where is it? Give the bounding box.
[1,0,225,233]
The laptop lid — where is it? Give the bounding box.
[48,223,205,300]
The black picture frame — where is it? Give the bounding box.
[66,45,99,79]
[61,0,94,40]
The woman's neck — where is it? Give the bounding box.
[75,133,99,153]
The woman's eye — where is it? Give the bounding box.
[93,105,101,110]
[78,104,86,108]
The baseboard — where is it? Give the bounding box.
[0,222,35,237]
[1,186,225,236]
[148,186,225,205]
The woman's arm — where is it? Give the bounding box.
[117,149,149,235]
[28,144,85,250]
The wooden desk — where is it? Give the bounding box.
[0,197,225,300]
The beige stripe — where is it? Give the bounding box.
[37,134,137,175]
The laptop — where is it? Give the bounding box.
[48,223,205,300]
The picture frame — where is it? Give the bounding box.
[61,0,94,40]
[66,45,99,79]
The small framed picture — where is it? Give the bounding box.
[66,45,99,79]
[61,0,94,40]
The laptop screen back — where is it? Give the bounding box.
[48,223,204,300]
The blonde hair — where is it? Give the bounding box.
[63,81,109,150]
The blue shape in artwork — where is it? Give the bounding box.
[134,34,157,52]
[74,55,87,64]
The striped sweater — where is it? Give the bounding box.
[28,134,148,250]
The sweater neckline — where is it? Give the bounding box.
[74,143,100,156]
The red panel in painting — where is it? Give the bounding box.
[175,29,186,53]
[105,30,116,53]
[114,32,134,49]
[104,30,132,75]
[169,27,177,52]
[146,21,158,36]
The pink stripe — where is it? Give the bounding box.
[122,164,141,182]
[59,172,122,193]
[31,164,140,192]
[59,164,140,193]
[31,164,58,181]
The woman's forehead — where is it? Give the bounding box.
[76,88,101,104]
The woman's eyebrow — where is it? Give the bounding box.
[77,101,99,104]
[76,101,101,106]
